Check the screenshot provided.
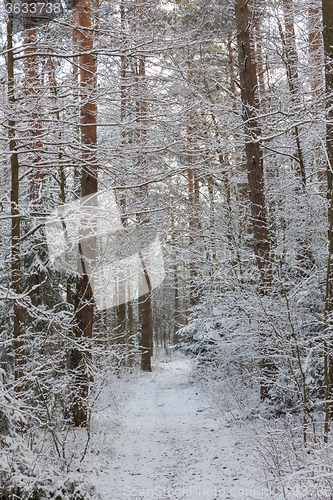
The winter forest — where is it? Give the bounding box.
[1,0,333,497]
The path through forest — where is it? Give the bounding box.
[86,354,264,500]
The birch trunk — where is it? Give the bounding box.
[281,0,306,187]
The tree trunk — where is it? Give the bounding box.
[235,0,271,292]
[249,2,266,111]
[188,154,197,306]
[70,0,98,426]
[322,0,333,310]
[24,23,43,196]
[282,0,299,95]
[24,22,44,309]
[308,1,324,185]
[137,2,153,372]
[7,20,24,389]
[187,71,198,306]
[309,1,324,94]
[255,16,266,112]
[322,0,333,198]
[235,0,273,398]
[322,0,333,438]
[277,0,306,187]
[115,0,127,351]
[171,216,179,344]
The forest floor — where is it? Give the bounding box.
[81,352,268,500]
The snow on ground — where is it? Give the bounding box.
[85,352,267,500]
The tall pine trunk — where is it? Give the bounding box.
[235,0,271,292]
[322,0,333,440]
[308,1,324,94]
[7,20,24,389]
[235,0,273,398]
[116,0,127,349]
[24,24,43,195]
[322,0,333,198]
[249,2,266,111]
[187,65,199,307]
[138,0,153,372]
[70,0,98,426]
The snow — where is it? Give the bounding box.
[85,353,265,500]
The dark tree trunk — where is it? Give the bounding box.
[115,0,128,349]
[255,15,266,112]
[235,0,273,399]
[308,1,323,94]
[137,1,153,372]
[7,20,24,388]
[188,158,197,306]
[171,216,179,344]
[322,0,333,198]
[235,0,271,292]
[322,0,333,439]
[187,68,199,307]
[249,3,266,111]
[322,0,333,313]
[70,0,98,426]
[139,292,153,372]
[283,0,300,94]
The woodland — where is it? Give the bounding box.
[1,0,333,497]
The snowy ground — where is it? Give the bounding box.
[84,353,268,500]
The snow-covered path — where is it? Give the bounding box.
[88,355,263,500]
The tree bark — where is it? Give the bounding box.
[171,216,180,344]
[24,22,43,196]
[235,0,271,292]
[188,151,197,306]
[308,1,324,185]
[7,19,24,389]
[281,0,306,187]
[187,64,199,306]
[23,21,44,309]
[235,0,274,398]
[282,0,300,95]
[116,0,127,350]
[138,1,153,372]
[322,0,333,198]
[70,0,98,426]
[322,0,333,437]
[322,0,333,308]
[249,2,266,111]
[255,16,266,112]
[308,1,324,94]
